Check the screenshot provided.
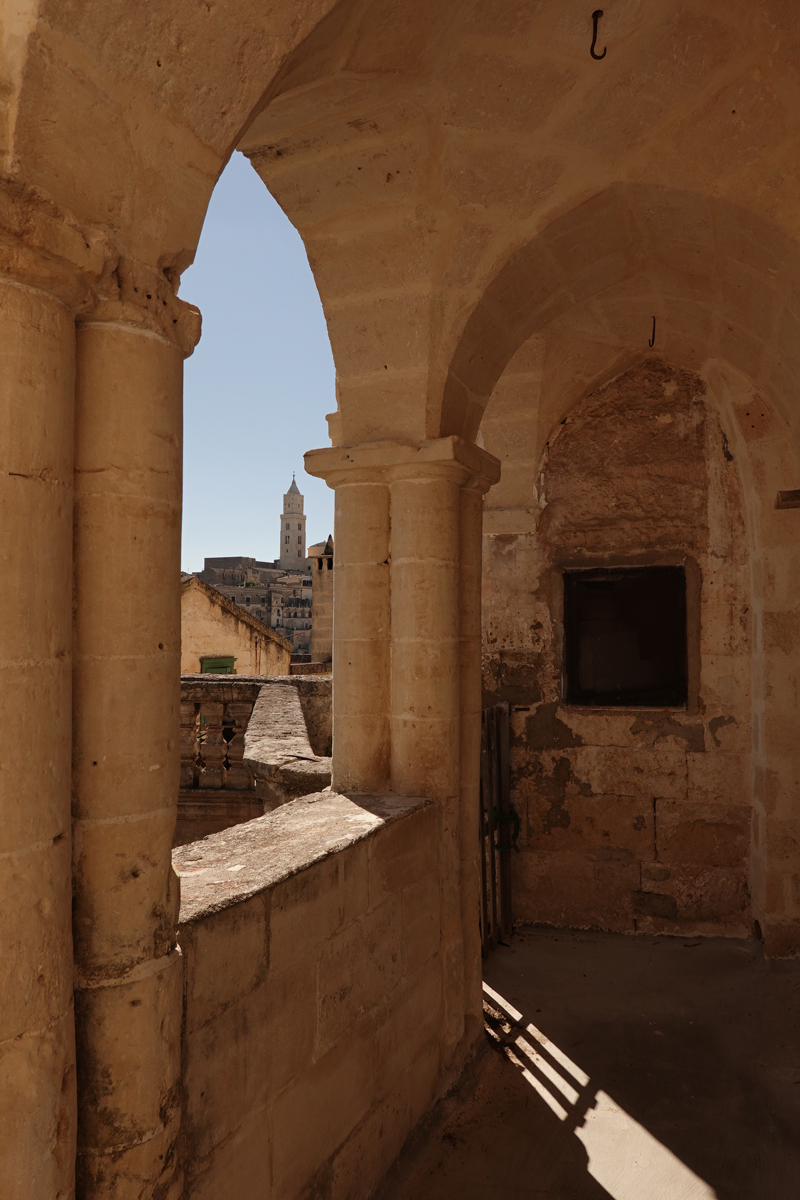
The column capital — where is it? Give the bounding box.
[0,180,200,355]
[78,255,202,357]
[305,436,501,494]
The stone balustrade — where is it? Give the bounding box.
[177,675,332,845]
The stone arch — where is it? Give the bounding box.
[9,11,800,445]
[8,7,800,1194]
[456,187,800,954]
[443,184,800,450]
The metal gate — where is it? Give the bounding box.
[479,701,516,954]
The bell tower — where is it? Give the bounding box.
[279,475,307,570]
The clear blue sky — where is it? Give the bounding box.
[180,151,336,572]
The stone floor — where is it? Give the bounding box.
[377,929,800,1199]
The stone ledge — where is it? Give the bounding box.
[174,790,430,925]
[180,673,288,686]
[244,676,332,805]
[180,674,332,803]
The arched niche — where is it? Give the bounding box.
[480,335,800,956]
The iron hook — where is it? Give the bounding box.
[590,9,607,60]
[648,316,656,347]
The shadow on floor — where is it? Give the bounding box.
[377,1042,612,1200]
[376,929,800,1200]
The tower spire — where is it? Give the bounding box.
[279,473,306,568]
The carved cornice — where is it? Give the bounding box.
[305,436,501,494]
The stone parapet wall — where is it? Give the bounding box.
[290,676,332,757]
[180,680,261,791]
[175,791,444,1200]
[178,676,333,844]
[178,679,261,844]
[244,678,332,808]
[290,660,332,675]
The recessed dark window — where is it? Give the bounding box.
[563,567,687,707]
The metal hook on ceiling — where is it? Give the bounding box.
[590,9,607,60]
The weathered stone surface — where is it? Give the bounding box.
[174,790,426,924]
[244,678,332,807]
[176,792,445,1200]
[6,5,800,1193]
[484,361,753,937]
[513,850,639,935]
[295,675,333,755]
[526,790,654,858]
[638,863,750,934]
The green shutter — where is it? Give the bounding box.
[200,657,236,674]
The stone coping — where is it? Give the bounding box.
[180,673,297,684]
[180,673,332,808]
[174,789,430,925]
[244,679,323,767]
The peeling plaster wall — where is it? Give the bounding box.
[482,361,752,937]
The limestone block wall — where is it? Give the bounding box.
[175,791,443,1200]
[482,360,753,937]
[294,676,333,756]
[181,577,292,675]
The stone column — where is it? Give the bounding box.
[0,279,77,1200]
[389,458,465,1058]
[72,291,198,1197]
[306,437,499,1065]
[305,453,392,793]
[388,464,462,799]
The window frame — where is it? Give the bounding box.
[199,656,236,675]
[562,564,690,710]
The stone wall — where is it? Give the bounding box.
[175,791,445,1200]
[181,576,292,675]
[482,361,752,937]
[177,676,332,844]
[244,677,332,809]
[290,660,332,675]
[293,676,333,757]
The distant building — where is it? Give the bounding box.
[279,476,306,570]
[193,476,316,655]
[310,536,333,665]
[181,576,292,675]
[194,572,312,655]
